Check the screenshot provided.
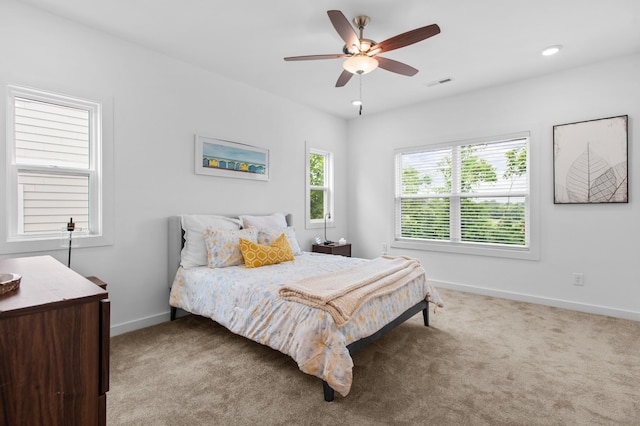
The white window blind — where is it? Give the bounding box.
[6,86,100,239]
[395,135,530,251]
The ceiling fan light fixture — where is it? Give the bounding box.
[343,54,379,75]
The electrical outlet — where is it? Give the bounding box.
[572,272,584,286]
[382,243,388,255]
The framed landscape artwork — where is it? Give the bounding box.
[553,115,628,204]
[195,135,269,181]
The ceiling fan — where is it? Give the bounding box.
[284,10,441,87]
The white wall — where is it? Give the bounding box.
[347,53,640,320]
[0,1,348,334]
[2,1,638,334]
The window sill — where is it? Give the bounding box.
[305,221,335,230]
[0,234,112,255]
[392,239,539,261]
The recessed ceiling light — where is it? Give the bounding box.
[542,45,562,56]
[352,100,362,106]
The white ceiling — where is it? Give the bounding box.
[17,0,640,119]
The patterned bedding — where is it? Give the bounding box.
[169,252,441,397]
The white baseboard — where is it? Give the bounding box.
[110,282,639,336]
[431,279,640,322]
[110,311,170,336]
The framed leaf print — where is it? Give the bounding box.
[553,115,628,204]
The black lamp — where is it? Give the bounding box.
[323,213,333,245]
[65,217,76,267]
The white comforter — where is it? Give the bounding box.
[170,252,442,397]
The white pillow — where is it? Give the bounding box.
[180,215,241,268]
[239,213,287,230]
[257,227,302,256]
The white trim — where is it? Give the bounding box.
[110,311,170,336]
[432,279,640,322]
[392,239,535,260]
[1,83,114,255]
[392,127,540,261]
[305,142,334,230]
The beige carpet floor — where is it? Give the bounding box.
[108,289,640,425]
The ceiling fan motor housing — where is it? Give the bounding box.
[343,38,377,55]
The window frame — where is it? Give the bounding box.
[2,84,112,254]
[392,131,539,260]
[305,143,334,230]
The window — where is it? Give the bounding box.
[4,85,104,250]
[394,132,536,259]
[306,146,333,228]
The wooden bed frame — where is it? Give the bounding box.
[167,215,430,402]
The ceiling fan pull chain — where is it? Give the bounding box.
[359,74,363,115]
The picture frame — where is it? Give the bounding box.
[195,135,269,181]
[553,115,628,204]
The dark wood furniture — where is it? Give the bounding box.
[312,242,352,257]
[86,275,108,290]
[0,255,110,425]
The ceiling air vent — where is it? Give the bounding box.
[426,77,453,87]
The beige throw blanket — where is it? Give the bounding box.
[279,256,426,327]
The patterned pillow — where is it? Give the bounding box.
[257,226,302,256]
[204,227,258,268]
[239,233,294,268]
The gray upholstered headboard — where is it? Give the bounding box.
[168,215,184,287]
[168,214,293,288]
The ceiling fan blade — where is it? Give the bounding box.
[284,54,347,61]
[335,69,354,87]
[376,56,419,76]
[327,10,359,49]
[372,24,440,54]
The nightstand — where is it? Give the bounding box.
[312,243,351,257]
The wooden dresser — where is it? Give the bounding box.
[0,255,110,426]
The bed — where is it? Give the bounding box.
[168,213,443,401]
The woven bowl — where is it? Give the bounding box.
[0,273,21,295]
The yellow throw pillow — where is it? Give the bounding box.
[239,233,294,268]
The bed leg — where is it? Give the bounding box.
[322,380,335,402]
[170,306,177,321]
[422,307,429,327]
